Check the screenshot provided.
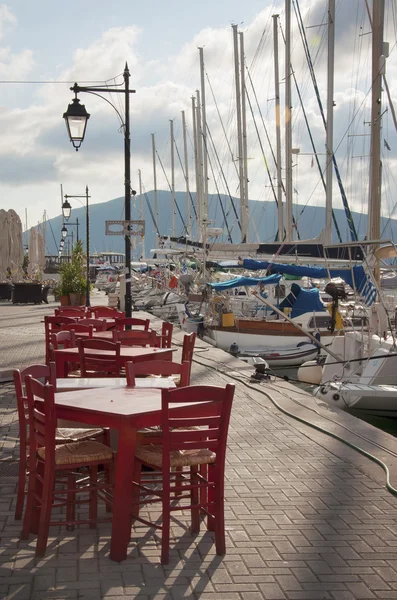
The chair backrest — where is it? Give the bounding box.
[160,322,173,349]
[54,307,86,317]
[60,323,94,337]
[13,363,56,452]
[44,316,77,363]
[51,330,76,350]
[89,306,125,319]
[112,329,157,347]
[125,360,190,387]
[115,317,150,331]
[181,332,196,363]
[25,376,56,466]
[78,337,122,376]
[77,318,107,331]
[181,332,196,381]
[160,384,235,471]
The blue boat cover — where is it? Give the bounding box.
[208,273,282,291]
[278,283,326,318]
[242,260,376,306]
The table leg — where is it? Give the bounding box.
[55,353,67,378]
[109,425,137,562]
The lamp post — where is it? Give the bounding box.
[63,63,136,317]
[62,186,91,307]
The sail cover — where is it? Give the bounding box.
[278,284,326,318]
[208,273,282,291]
[242,260,377,306]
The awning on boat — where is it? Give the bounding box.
[241,260,377,306]
[208,273,282,291]
[278,283,326,318]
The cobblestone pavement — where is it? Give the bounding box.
[2,299,397,599]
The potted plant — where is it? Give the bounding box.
[59,240,86,306]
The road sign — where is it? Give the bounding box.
[105,220,145,236]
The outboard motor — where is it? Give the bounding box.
[229,342,239,356]
[325,282,347,332]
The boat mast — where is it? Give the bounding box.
[138,168,145,259]
[196,89,205,241]
[232,24,248,243]
[199,48,209,229]
[192,96,201,238]
[368,0,384,260]
[151,133,159,248]
[182,110,190,236]
[170,119,175,237]
[239,31,249,241]
[325,0,335,245]
[273,14,284,241]
[285,0,293,241]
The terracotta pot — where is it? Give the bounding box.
[69,293,80,306]
[80,294,86,306]
[59,295,70,306]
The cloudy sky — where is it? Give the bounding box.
[1,0,397,244]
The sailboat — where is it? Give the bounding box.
[312,0,397,418]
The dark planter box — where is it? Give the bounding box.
[0,283,12,300]
[12,283,43,304]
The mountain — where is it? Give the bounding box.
[26,190,396,258]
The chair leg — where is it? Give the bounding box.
[89,466,98,529]
[214,474,226,556]
[131,459,142,522]
[207,464,215,532]
[15,451,27,520]
[190,466,200,534]
[66,473,76,531]
[160,470,171,565]
[36,466,54,557]
[31,460,45,536]
[21,459,37,539]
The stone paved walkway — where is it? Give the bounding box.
[1,298,397,599]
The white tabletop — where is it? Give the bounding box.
[56,377,177,391]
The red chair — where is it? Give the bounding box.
[115,317,150,331]
[131,384,235,564]
[21,376,114,556]
[76,318,107,331]
[44,316,77,364]
[12,364,106,521]
[112,329,157,347]
[60,323,94,337]
[89,307,125,319]
[48,330,76,363]
[181,332,196,381]
[78,338,122,376]
[156,322,173,349]
[126,360,190,388]
[54,307,87,317]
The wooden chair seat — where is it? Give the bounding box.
[135,444,215,468]
[37,440,113,465]
[137,424,200,438]
[55,427,105,443]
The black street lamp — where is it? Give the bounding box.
[62,200,72,221]
[63,63,136,318]
[63,94,90,151]
[61,225,68,239]
[63,186,91,307]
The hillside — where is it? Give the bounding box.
[27,190,397,258]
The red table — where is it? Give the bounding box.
[54,346,175,377]
[51,386,212,561]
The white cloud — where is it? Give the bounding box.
[0,4,16,40]
[1,0,396,241]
